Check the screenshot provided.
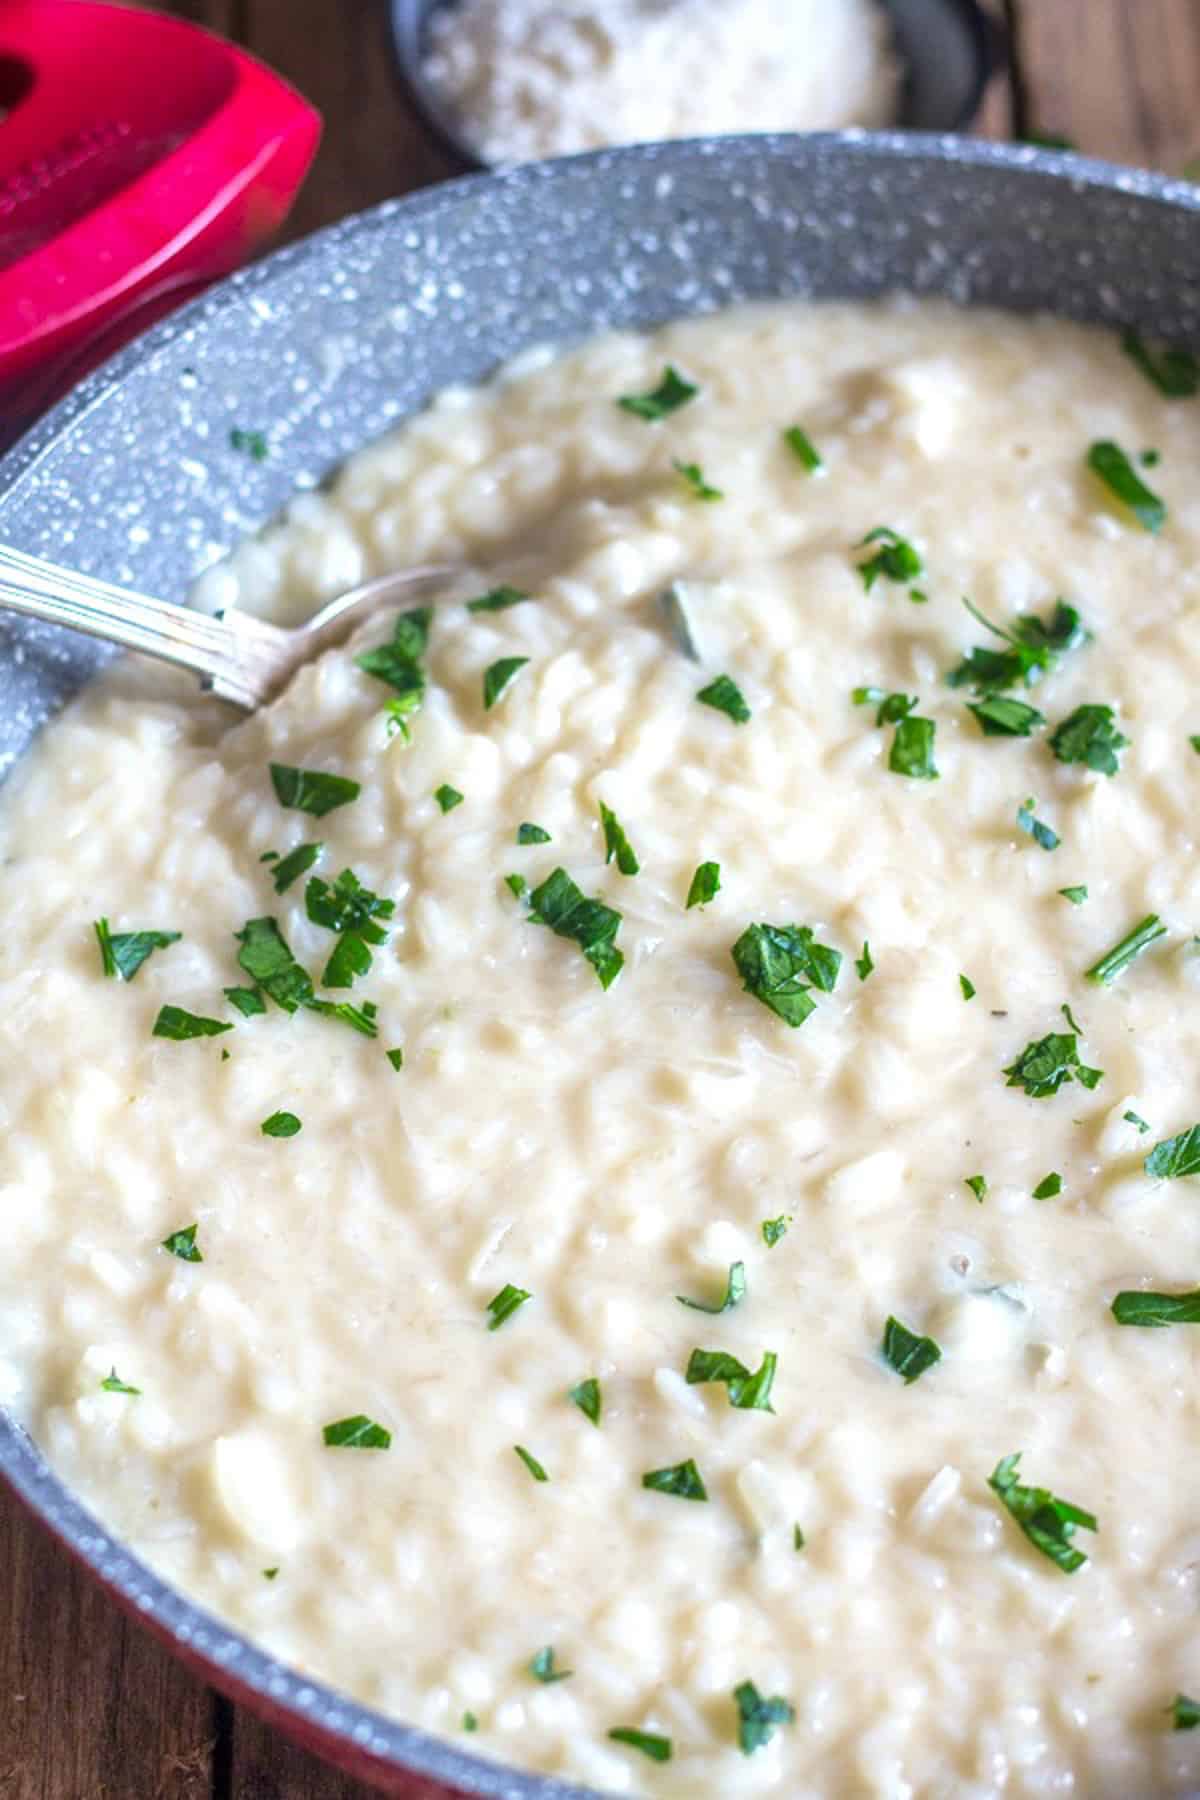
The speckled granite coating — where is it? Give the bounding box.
[1,134,1199,1797]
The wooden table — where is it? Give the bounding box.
[3,2,1199,1794]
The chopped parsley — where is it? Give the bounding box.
[263,1568,279,1581]
[486,1283,532,1329]
[659,582,701,661]
[1144,1124,1200,1179]
[793,1524,805,1551]
[599,802,640,876]
[235,916,379,1036]
[569,1378,601,1425]
[731,922,841,1028]
[513,1444,549,1482]
[434,783,464,814]
[988,1452,1097,1572]
[261,1111,301,1138]
[608,1728,672,1762]
[967,695,1045,737]
[385,1046,404,1071]
[269,763,361,817]
[761,1215,790,1247]
[677,1260,746,1314]
[696,673,751,724]
[356,607,431,743]
[1171,1694,1200,1731]
[1004,1028,1102,1098]
[161,1223,202,1262]
[732,1681,795,1756]
[1085,914,1166,985]
[1049,703,1129,775]
[617,364,697,421]
[100,1369,140,1395]
[686,861,721,909]
[230,426,268,460]
[529,1647,571,1684]
[94,920,181,981]
[1017,797,1059,851]
[965,1174,988,1203]
[483,656,529,709]
[1032,1171,1063,1199]
[1124,1109,1150,1133]
[504,873,528,899]
[152,1005,232,1041]
[960,973,976,1001]
[517,822,551,844]
[1059,885,1089,905]
[856,526,923,592]
[889,715,938,780]
[1120,329,1199,397]
[852,687,916,725]
[1111,1288,1200,1326]
[322,1415,392,1449]
[1087,439,1167,532]
[269,842,322,894]
[466,585,531,613]
[672,457,723,501]
[856,941,875,982]
[642,1458,708,1501]
[686,1347,777,1411]
[462,1713,478,1732]
[783,425,823,472]
[947,598,1086,695]
[881,1316,942,1384]
[528,867,624,989]
[307,867,395,988]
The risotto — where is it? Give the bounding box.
[3,298,1200,1796]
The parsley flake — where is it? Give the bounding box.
[608,1728,672,1762]
[1049,703,1129,776]
[261,1110,301,1138]
[230,426,268,461]
[988,1452,1097,1572]
[514,1444,549,1481]
[434,783,464,814]
[853,687,917,726]
[262,1568,279,1581]
[235,916,378,1036]
[1124,1109,1150,1134]
[686,861,721,909]
[1112,1289,1200,1326]
[793,1524,806,1551]
[462,1713,478,1732]
[889,715,939,780]
[856,526,923,591]
[269,842,322,894]
[733,1681,795,1756]
[642,1459,708,1501]
[960,973,976,1001]
[1171,1694,1200,1731]
[965,1174,988,1203]
[1120,329,1199,398]
[1085,914,1166,985]
[152,1005,232,1041]
[967,695,1045,738]
[517,822,551,844]
[323,1415,391,1449]
[569,1378,602,1426]
[686,1347,777,1411]
[161,1223,202,1262]
[1004,1029,1102,1098]
[1144,1124,1200,1179]
[947,598,1087,695]
[732,922,841,1028]
[504,873,528,899]
[269,763,360,817]
[1059,885,1089,905]
[100,1369,140,1395]
[599,802,640,875]
[94,920,181,981]
[761,1215,791,1247]
[881,1316,942,1383]
[486,1283,532,1329]
[677,1260,745,1314]
[856,940,875,982]
[1032,1171,1063,1200]
[529,1647,571,1684]
[386,1047,404,1071]
[223,986,265,1017]
[1017,797,1059,851]
[358,607,431,741]
[483,656,529,709]
[672,457,723,501]
[696,673,751,724]
[783,425,823,472]
[466,585,531,613]
[1087,439,1166,532]
[528,867,624,989]
[617,365,697,421]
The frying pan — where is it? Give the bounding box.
[1,134,1199,1797]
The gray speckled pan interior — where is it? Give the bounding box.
[2,135,1199,1797]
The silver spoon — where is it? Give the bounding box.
[0,542,457,710]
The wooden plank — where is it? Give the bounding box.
[0,1481,217,1800]
[971,0,1014,140]
[1011,0,1200,170]
[227,1715,382,1799]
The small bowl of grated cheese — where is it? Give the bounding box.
[391,0,1001,172]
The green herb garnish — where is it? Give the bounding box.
[483,656,529,709]
[731,922,841,1028]
[608,1728,672,1762]
[569,1378,601,1426]
[967,695,1045,737]
[1171,1694,1200,1731]
[323,1415,391,1449]
[504,873,528,899]
[434,784,464,813]
[528,867,623,989]
[514,1444,549,1482]
[269,842,322,894]
[263,1568,279,1580]
[1017,797,1059,851]
[100,1369,140,1395]
[686,1347,777,1411]
[94,919,181,981]
[261,1110,301,1138]
[1120,329,1199,397]
[517,822,551,844]
[988,1452,1097,1572]
[1049,703,1129,775]
[889,716,938,780]
[161,1224,202,1262]
[1111,1289,1200,1326]
[235,916,378,1036]
[230,427,268,461]
[761,1215,790,1247]
[1085,914,1166,985]
[947,598,1086,695]
[152,1005,232,1041]
[856,526,923,591]
[960,973,976,1001]
[852,686,917,726]
[1087,439,1167,532]
[1124,1109,1149,1133]
[856,941,875,981]
[357,607,431,741]
[529,1647,572,1684]
[686,861,721,909]
[462,1712,478,1732]
[783,426,823,472]
[303,870,394,941]
[1004,1028,1102,1098]
[732,1682,795,1756]
[677,1261,745,1314]
[642,1459,708,1501]
[671,458,722,502]
[696,673,751,724]
[617,365,697,421]
[599,802,640,875]
[881,1316,942,1384]
[1032,1171,1063,1199]
[965,1174,988,1202]
[1059,885,1089,905]
[385,1046,404,1071]
[486,1283,531,1329]
[1144,1124,1200,1179]
[466,585,531,613]
[269,763,361,817]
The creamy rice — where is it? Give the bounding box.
[4,298,1200,1796]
